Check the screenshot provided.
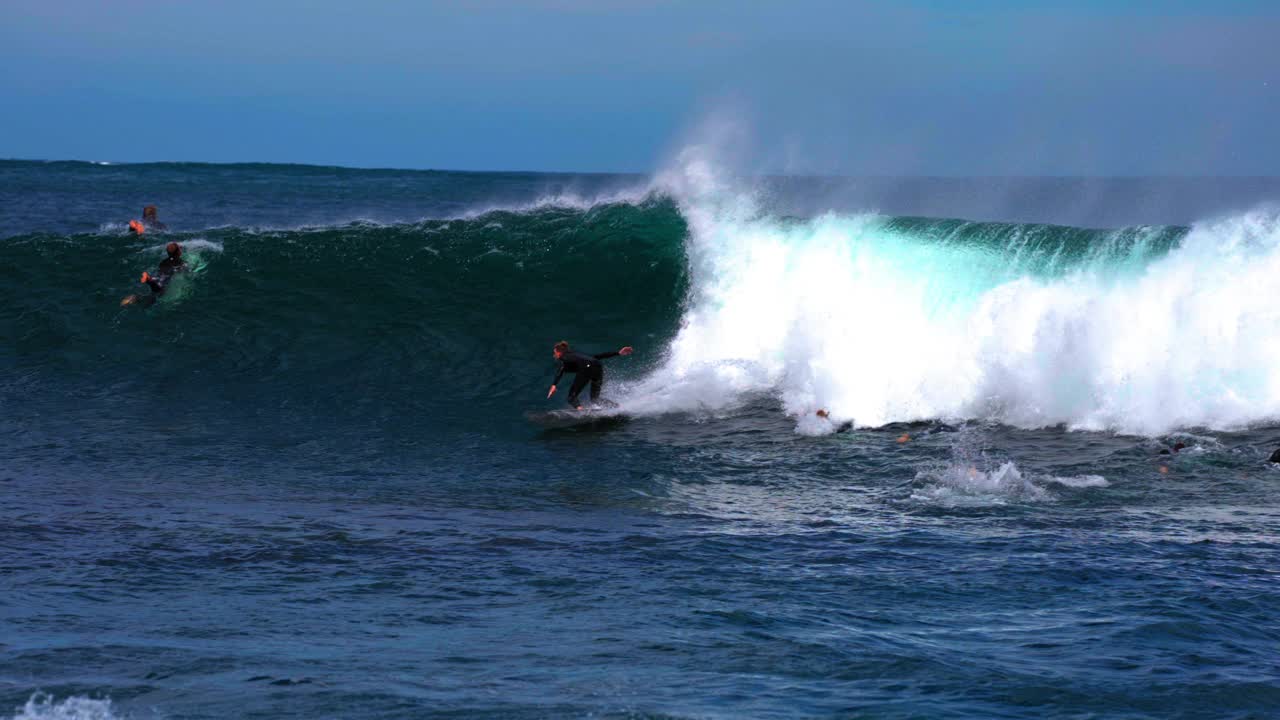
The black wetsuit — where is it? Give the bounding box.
[553,350,620,407]
[144,257,186,295]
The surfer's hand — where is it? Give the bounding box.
[619,346,633,356]
[547,385,557,398]
[140,272,151,284]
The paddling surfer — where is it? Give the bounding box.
[120,242,187,307]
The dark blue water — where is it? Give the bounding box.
[3,160,1280,719]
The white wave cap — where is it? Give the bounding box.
[641,148,1280,436]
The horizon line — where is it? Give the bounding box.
[2,156,1278,181]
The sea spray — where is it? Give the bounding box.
[10,694,119,720]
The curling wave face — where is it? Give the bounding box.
[0,200,689,443]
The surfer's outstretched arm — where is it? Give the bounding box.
[593,346,633,360]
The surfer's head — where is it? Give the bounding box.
[143,205,159,222]
[553,340,569,359]
[166,242,181,259]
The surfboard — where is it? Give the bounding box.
[525,405,627,429]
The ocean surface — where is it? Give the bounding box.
[2,157,1280,719]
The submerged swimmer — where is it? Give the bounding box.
[547,341,633,410]
[120,242,187,307]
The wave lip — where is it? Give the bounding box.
[456,185,662,220]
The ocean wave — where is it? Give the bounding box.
[7,156,1280,436]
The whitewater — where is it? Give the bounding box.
[501,152,1280,437]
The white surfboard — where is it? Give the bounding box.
[524,404,626,428]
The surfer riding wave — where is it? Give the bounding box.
[547,340,633,410]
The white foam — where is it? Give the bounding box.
[640,149,1280,436]
[912,460,1052,505]
[142,238,223,254]
[10,694,120,720]
[1046,474,1110,488]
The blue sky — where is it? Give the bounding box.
[2,0,1276,174]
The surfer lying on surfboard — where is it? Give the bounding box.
[120,242,187,307]
[547,340,633,410]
